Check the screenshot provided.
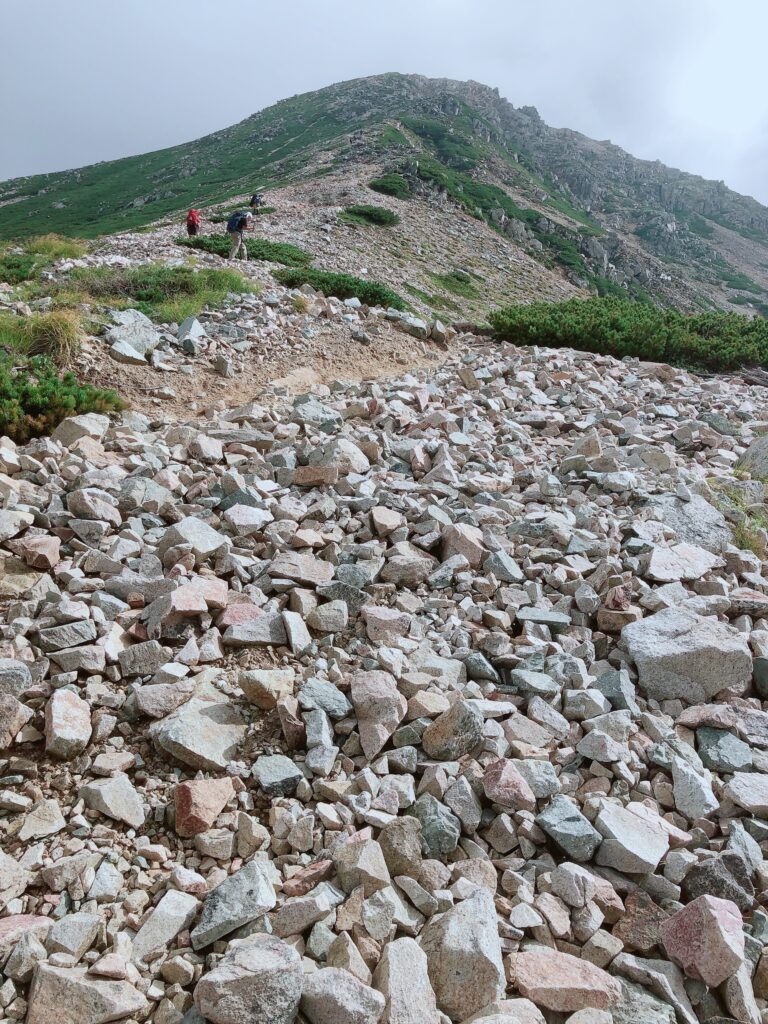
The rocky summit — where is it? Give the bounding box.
[1,308,768,1024]
[5,72,768,314]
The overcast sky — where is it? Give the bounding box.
[3,0,768,203]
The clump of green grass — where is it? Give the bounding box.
[0,354,122,443]
[0,235,87,285]
[27,234,87,260]
[292,294,311,313]
[369,174,411,200]
[341,205,400,227]
[489,296,768,372]
[274,267,406,310]
[402,116,480,171]
[0,309,83,366]
[177,234,312,267]
[733,518,768,557]
[429,270,479,299]
[25,310,82,366]
[61,263,252,323]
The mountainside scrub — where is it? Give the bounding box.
[0,354,122,443]
[61,264,252,323]
[368,174,412,200]
[341,205,400,227]
[490,296,768,372]
[177,234,313,266]
[273,267,406,309]
[0,234,87,284]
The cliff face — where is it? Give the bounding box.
[2,72,768,312]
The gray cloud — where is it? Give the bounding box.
[2,0,768,202]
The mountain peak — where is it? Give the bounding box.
[2,72,768,313]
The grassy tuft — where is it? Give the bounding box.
[273,267,406,309]
[25,310,82,366]
[292,294,311,313]
[177,234,313,267]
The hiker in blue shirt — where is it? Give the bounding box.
[226,210,253,260]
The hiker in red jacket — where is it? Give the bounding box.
[186,209,201,237]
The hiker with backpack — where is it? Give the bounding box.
[186,208,200,236]
[226,210,253,260]
[249,192,265,209]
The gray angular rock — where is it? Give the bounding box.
[252,753,303,796]
[191,860,276,949]
[621,607,751,704]
[536,795,602,862]
[80,772,145,829]
[194,934,302,1024]
[697,727,752,772]
[421,699,483,761]
[26,964,148,1024]
[131,889,198,963]
[611,978,675,1024]
[372,936,439,1024]
[595,801,669,873]
[301,966,385,1024]
[151,692,246,770]
[420,888,505,1021]
[643,493,732,553]
[411,794,461,858]
[0,658,33,698]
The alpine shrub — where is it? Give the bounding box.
[273,267,406,310]
[489,296,768,372]
[0,355,122,443]
[24,310,82,366]
[369,174,411,200]
[177,234,313,267]
[342,205,400,227]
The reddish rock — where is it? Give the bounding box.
[18,535,61,569]
[362,606,411,644]
[515,949,622,1012]
[293,465,340,487]
[277,695,306,750]
[216,601,264,628]
[174,777,234,837]
[283,860,334,897]
[350,671,407,760]
[660,894,744,987]
[441,522,485,568]
[482,759,536,812]
[45,688,92,759]
[0,915,52,957]
[0,692,33,750]
[370,506,403,537]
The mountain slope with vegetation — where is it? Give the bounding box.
[3,72,768,312]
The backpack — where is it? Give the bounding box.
[227,211,247,232]
[187,209,200,226]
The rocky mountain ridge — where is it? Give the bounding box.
[3,73,768,312]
